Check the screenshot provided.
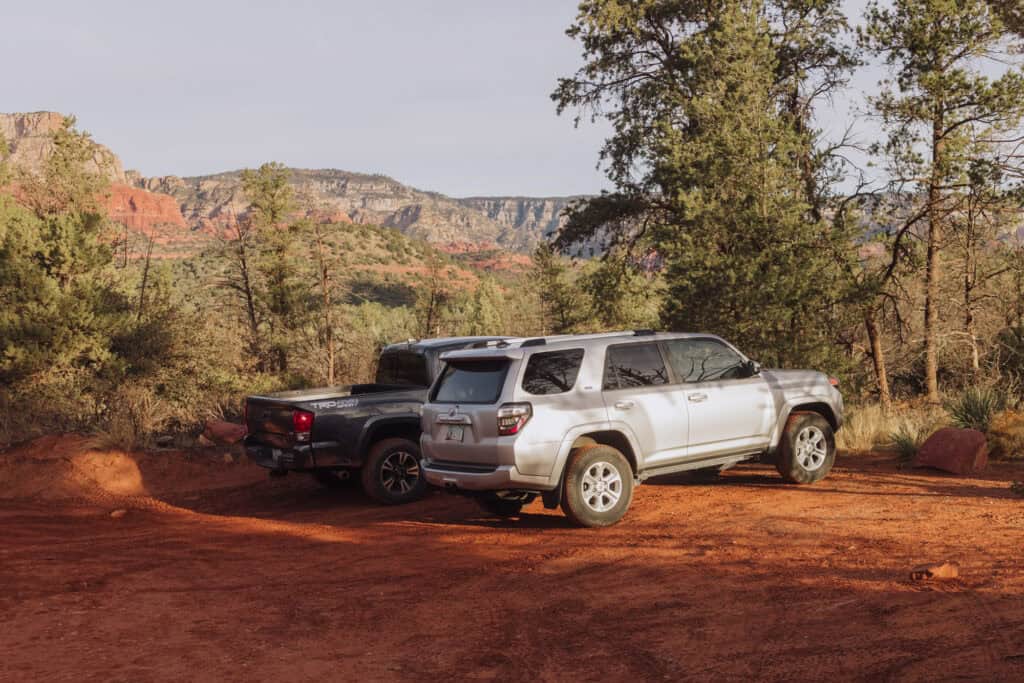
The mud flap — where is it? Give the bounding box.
[541,487,562,510]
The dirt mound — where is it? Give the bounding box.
[0,435,144,501]
[0,435,261,506]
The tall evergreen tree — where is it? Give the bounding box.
[862,0,1024,400]
[531,243,585,334]
[554,0,856,368]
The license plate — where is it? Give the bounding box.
[445,425,464,442]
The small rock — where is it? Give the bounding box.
[913,428,988,475]
[196,434,215,447]
[910,561,960,581]
[203,420,247,446]
[109,509,128,519]
[222,453,234,464]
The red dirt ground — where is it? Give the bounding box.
[1,438,1022,681]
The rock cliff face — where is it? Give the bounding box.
[455,196,577,249]
[2,111,588,255]
[106,183,188,232]
[0,112,125,183]
[137,169,578,251]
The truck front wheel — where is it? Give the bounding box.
[361,438,427,505]
[776,412,836,484]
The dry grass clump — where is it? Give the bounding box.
[836,403,948,458]
[90,385,174,452]
[987,410,1024,461]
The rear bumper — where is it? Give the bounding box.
[422,459,554,492]
[244,437,354,471]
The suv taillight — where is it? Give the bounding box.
[292,409,314,442]
[497,403,532,436]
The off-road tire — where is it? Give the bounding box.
[360,438,427,505]
[477,492,536,517]
[312,470,355,489]
[776,412,836,484]
[561,445,634,528]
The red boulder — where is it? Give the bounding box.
[913,428,988,475]
[203,420,247,446]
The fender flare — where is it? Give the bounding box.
[355,413,422,457]
[550,421,644,480]
[767,399,838,454]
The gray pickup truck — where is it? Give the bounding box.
[421,330,844,526]
[244,336,505,504]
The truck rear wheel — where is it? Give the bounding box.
[560,445,634,528]
[776,412,836,484]
[361,438,427,505]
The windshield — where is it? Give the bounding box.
[375,351,431,387]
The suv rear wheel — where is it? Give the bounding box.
[776,412,836,484]
[561,445,634,528]
[361,438,427,505]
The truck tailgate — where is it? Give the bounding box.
[245,397,305,448]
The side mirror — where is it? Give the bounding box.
[746,360,761,377]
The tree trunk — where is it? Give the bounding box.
[964,242,980,376]
[923,116,945,403]
[315,230,335,386]
[865,310,892,412]
[137,235,154,320]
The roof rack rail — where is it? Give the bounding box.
[521,338,547,347]
[468,338,513,349]
[633,329,657,336]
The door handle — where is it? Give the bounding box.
[614,400,636,410]
[688,393,708,403]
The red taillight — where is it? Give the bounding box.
[497,403,532,436]
[829,376,840,388]
[292,409,314,442]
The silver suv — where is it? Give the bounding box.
[420,331,844,527]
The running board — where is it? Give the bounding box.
[637,452,760,483]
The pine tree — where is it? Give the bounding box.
[553,0,856,369]
[531,243,585,334]
[862,0,1024,400]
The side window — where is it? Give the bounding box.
[603,343,669,390]
[665,339,747,383]
[522,349,585,395]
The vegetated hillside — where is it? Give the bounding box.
[164,220,529,312]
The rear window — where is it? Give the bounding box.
[603,343,669,390]
[522,349,585,395]
[375,351,430,387]
[433,359,510,404]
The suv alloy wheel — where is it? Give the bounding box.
[776,412,836,484]
[561,445,635,527]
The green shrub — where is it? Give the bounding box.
[945,387,1007,432]
[890,423,924,462]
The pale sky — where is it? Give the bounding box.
[4,0,882,197]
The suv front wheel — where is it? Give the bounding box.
[776,412,836,484]
[561,445,634,528]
